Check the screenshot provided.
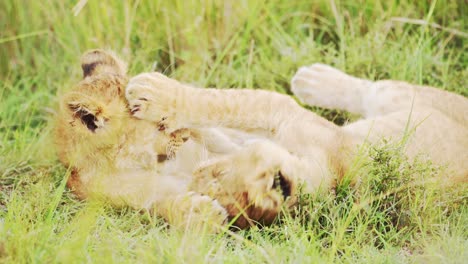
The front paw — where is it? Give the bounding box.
[181,192,229,232]
[192,142,299,228]
[125,73,181,131]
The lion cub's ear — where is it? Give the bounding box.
[80,49,127,78]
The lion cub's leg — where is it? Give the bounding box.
[291,64,420,118]
[291,64,467,121]
[190,140,332,228]
[93,170,227,232]
[125,72,344,156]
[126,72,306,134]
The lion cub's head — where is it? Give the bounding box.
[55,50,130,166]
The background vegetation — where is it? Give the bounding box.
[0,0,466,263]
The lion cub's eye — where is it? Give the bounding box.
[77,109,98,132]
[68,104,99,132]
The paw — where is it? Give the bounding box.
[292,63,349,87]
[243,141,297,204]
[291,64,371,112]
[291,64,351,103]
[125,73,181,132]
[245,158,296,212]
[166,129,191,159]
[192,141,298,227]
[185,192,229,230]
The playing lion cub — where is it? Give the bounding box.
[55,50,261,231]
[56,50,467,230]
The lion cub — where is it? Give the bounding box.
[54,50,238,231]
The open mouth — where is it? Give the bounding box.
[272,171,291,199]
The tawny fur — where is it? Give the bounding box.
[55,50,243,231]
[56,50,467,231]
[125,62,468,227]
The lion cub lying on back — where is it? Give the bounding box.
[56,50,467,231]
[55,50,275,230]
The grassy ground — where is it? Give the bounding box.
[1,0,467,263]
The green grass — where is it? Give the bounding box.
[0,0,467,263]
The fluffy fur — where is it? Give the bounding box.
[126,62,468,227]
[55,50,248,231]
[56,50,467,230]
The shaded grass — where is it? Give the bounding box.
[0,0,467,263]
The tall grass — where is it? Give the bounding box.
[0,0,466,263]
